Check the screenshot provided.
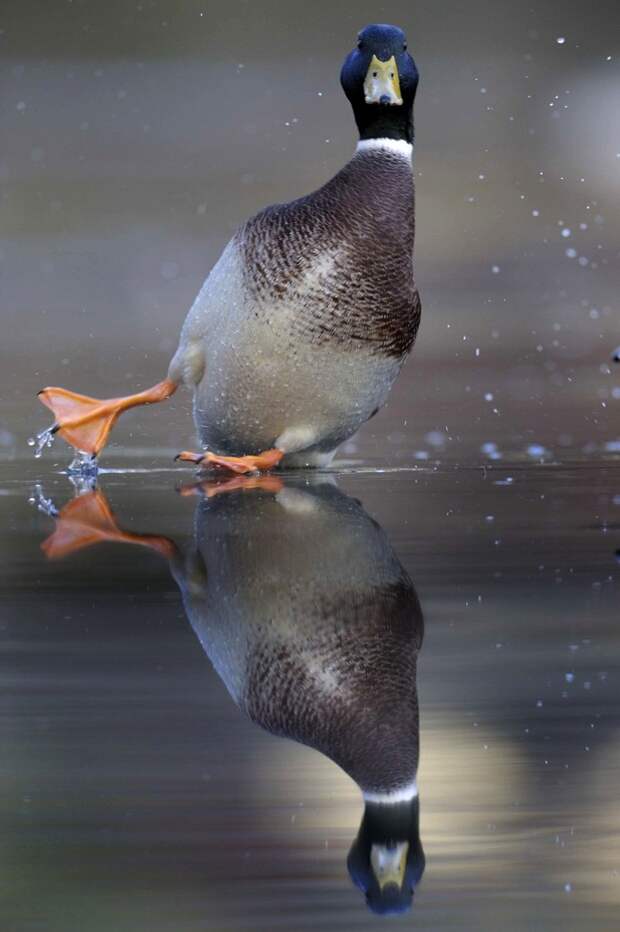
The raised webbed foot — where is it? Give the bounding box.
[36,378,177,458]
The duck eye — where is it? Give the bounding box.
[403,43,408,51]
[390,72,394,78]
[372,71,377,78]
[357,39,363,49]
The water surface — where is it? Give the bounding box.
[2,458,619,930]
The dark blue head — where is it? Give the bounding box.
[340,24,419,143]
[347,797,426,915]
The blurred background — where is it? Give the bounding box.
[0,0,619,462]
[2,6,620,928]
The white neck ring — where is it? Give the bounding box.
[363,779,418,804]
[356,138,413,158]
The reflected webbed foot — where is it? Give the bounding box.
[40,489,177,562]
[178,475,284,498]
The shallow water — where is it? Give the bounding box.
[1,457,619,930]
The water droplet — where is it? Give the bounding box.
[425,431,445,448]
[31,426,56,458]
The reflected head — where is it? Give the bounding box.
[347,798,425,915]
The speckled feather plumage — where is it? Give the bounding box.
[239,149,421,358]
[168,145,421,461]
[174,483,423,796]
[244,578,422,794]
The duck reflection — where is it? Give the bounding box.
[41,476,425,914]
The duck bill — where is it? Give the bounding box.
[370,841,409,889]
[363,55,403,105]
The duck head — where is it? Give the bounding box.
[340,23,419,144]
[348,797,425,915]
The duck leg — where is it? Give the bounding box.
[41,489,177,561]
[37,378,177,458]
[178,475,284,498]
[174,447,284,475]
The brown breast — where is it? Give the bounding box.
[238,150,421,360]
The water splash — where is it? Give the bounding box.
[28,483,59,517]
[28,426,99,477]
[67,472,98,495]
[28,425,57,458]
[67,450,99,477]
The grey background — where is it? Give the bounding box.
[1,0,619,463]
[2,6,620,927]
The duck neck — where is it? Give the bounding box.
[353,103,414,146]
[361,795,421,840]
[355,137,413,160]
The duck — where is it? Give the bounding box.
[40,475,426,913]
[35,23,421,474]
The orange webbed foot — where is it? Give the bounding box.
[175,451,207,466]
[36,378,177,458]
[175,448,284,475]
[41,490,177,561]
[178,475,285,498]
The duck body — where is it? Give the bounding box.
[172,480,423,797]
[171,478,426,912]
[169,139,420,466]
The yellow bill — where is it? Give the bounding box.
[363,54,403,106]
[370,841,409,889]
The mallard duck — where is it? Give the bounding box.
[40,476,426,912]
[37,22,420,474]
[173,479,426,913]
